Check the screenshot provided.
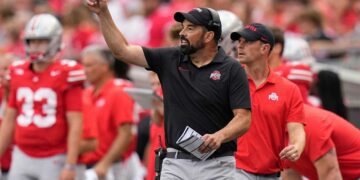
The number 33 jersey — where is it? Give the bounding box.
[7,60,85,157]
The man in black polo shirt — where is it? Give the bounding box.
[87,1,251,179]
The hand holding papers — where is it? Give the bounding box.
[176,126,216,161]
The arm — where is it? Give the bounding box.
[94,123,134,177]
[281,168,303,180]
[280,122,306,161]
[60,112,82,180]
[79,138,97,154]
[0,108,17,157]
[314,148,342,180]
[86,0,148,67]
[65,112,82,165]
[199,108,251,153]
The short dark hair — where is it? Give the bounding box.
[269,27,285,56]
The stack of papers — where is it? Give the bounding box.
[176,126,216,161]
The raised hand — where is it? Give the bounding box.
[85,0,108,14]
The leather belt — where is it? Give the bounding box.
[166,148,233,160]
[243,169,281,178]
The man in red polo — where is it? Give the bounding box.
[282,104,360,180]
[81,45,136,180]
[268,27,360,180]
[230,23,306,179]
[277,60,360,180]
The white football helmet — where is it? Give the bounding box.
[218,10,243,59]
[24,13,63,62]
[283,34,315,65]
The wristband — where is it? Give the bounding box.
[63,163,76,171]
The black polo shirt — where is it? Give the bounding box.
[142,46,251,156]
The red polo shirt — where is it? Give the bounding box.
[80,79,135,164]
[236,70,304,174]
[78,89,99,164]
[284,105,360,180]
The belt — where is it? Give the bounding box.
[1,169,9,173]
[243,169,280,178]
[166,148,233,160]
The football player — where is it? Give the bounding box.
[0,14,84,180]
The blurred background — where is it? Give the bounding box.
[0,0,359,127]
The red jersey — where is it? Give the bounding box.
[284,105,360,180]
[81,79,135,164]
[236,70,304,174]
[8,60,84,157]
[274,62,312,99]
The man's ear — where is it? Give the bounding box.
[261,44,271,55]
[204,31,215,43]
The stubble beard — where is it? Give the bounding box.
[180,35,205,55]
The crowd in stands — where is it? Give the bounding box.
[1,0,360,59]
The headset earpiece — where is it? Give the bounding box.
[206,8,221,28]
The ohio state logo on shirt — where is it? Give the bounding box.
[96,98,106,107]
[210,70,221,80]
[268,92,279,101]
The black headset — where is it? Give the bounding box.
[206,8,221,40]
[206,8,221,29]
